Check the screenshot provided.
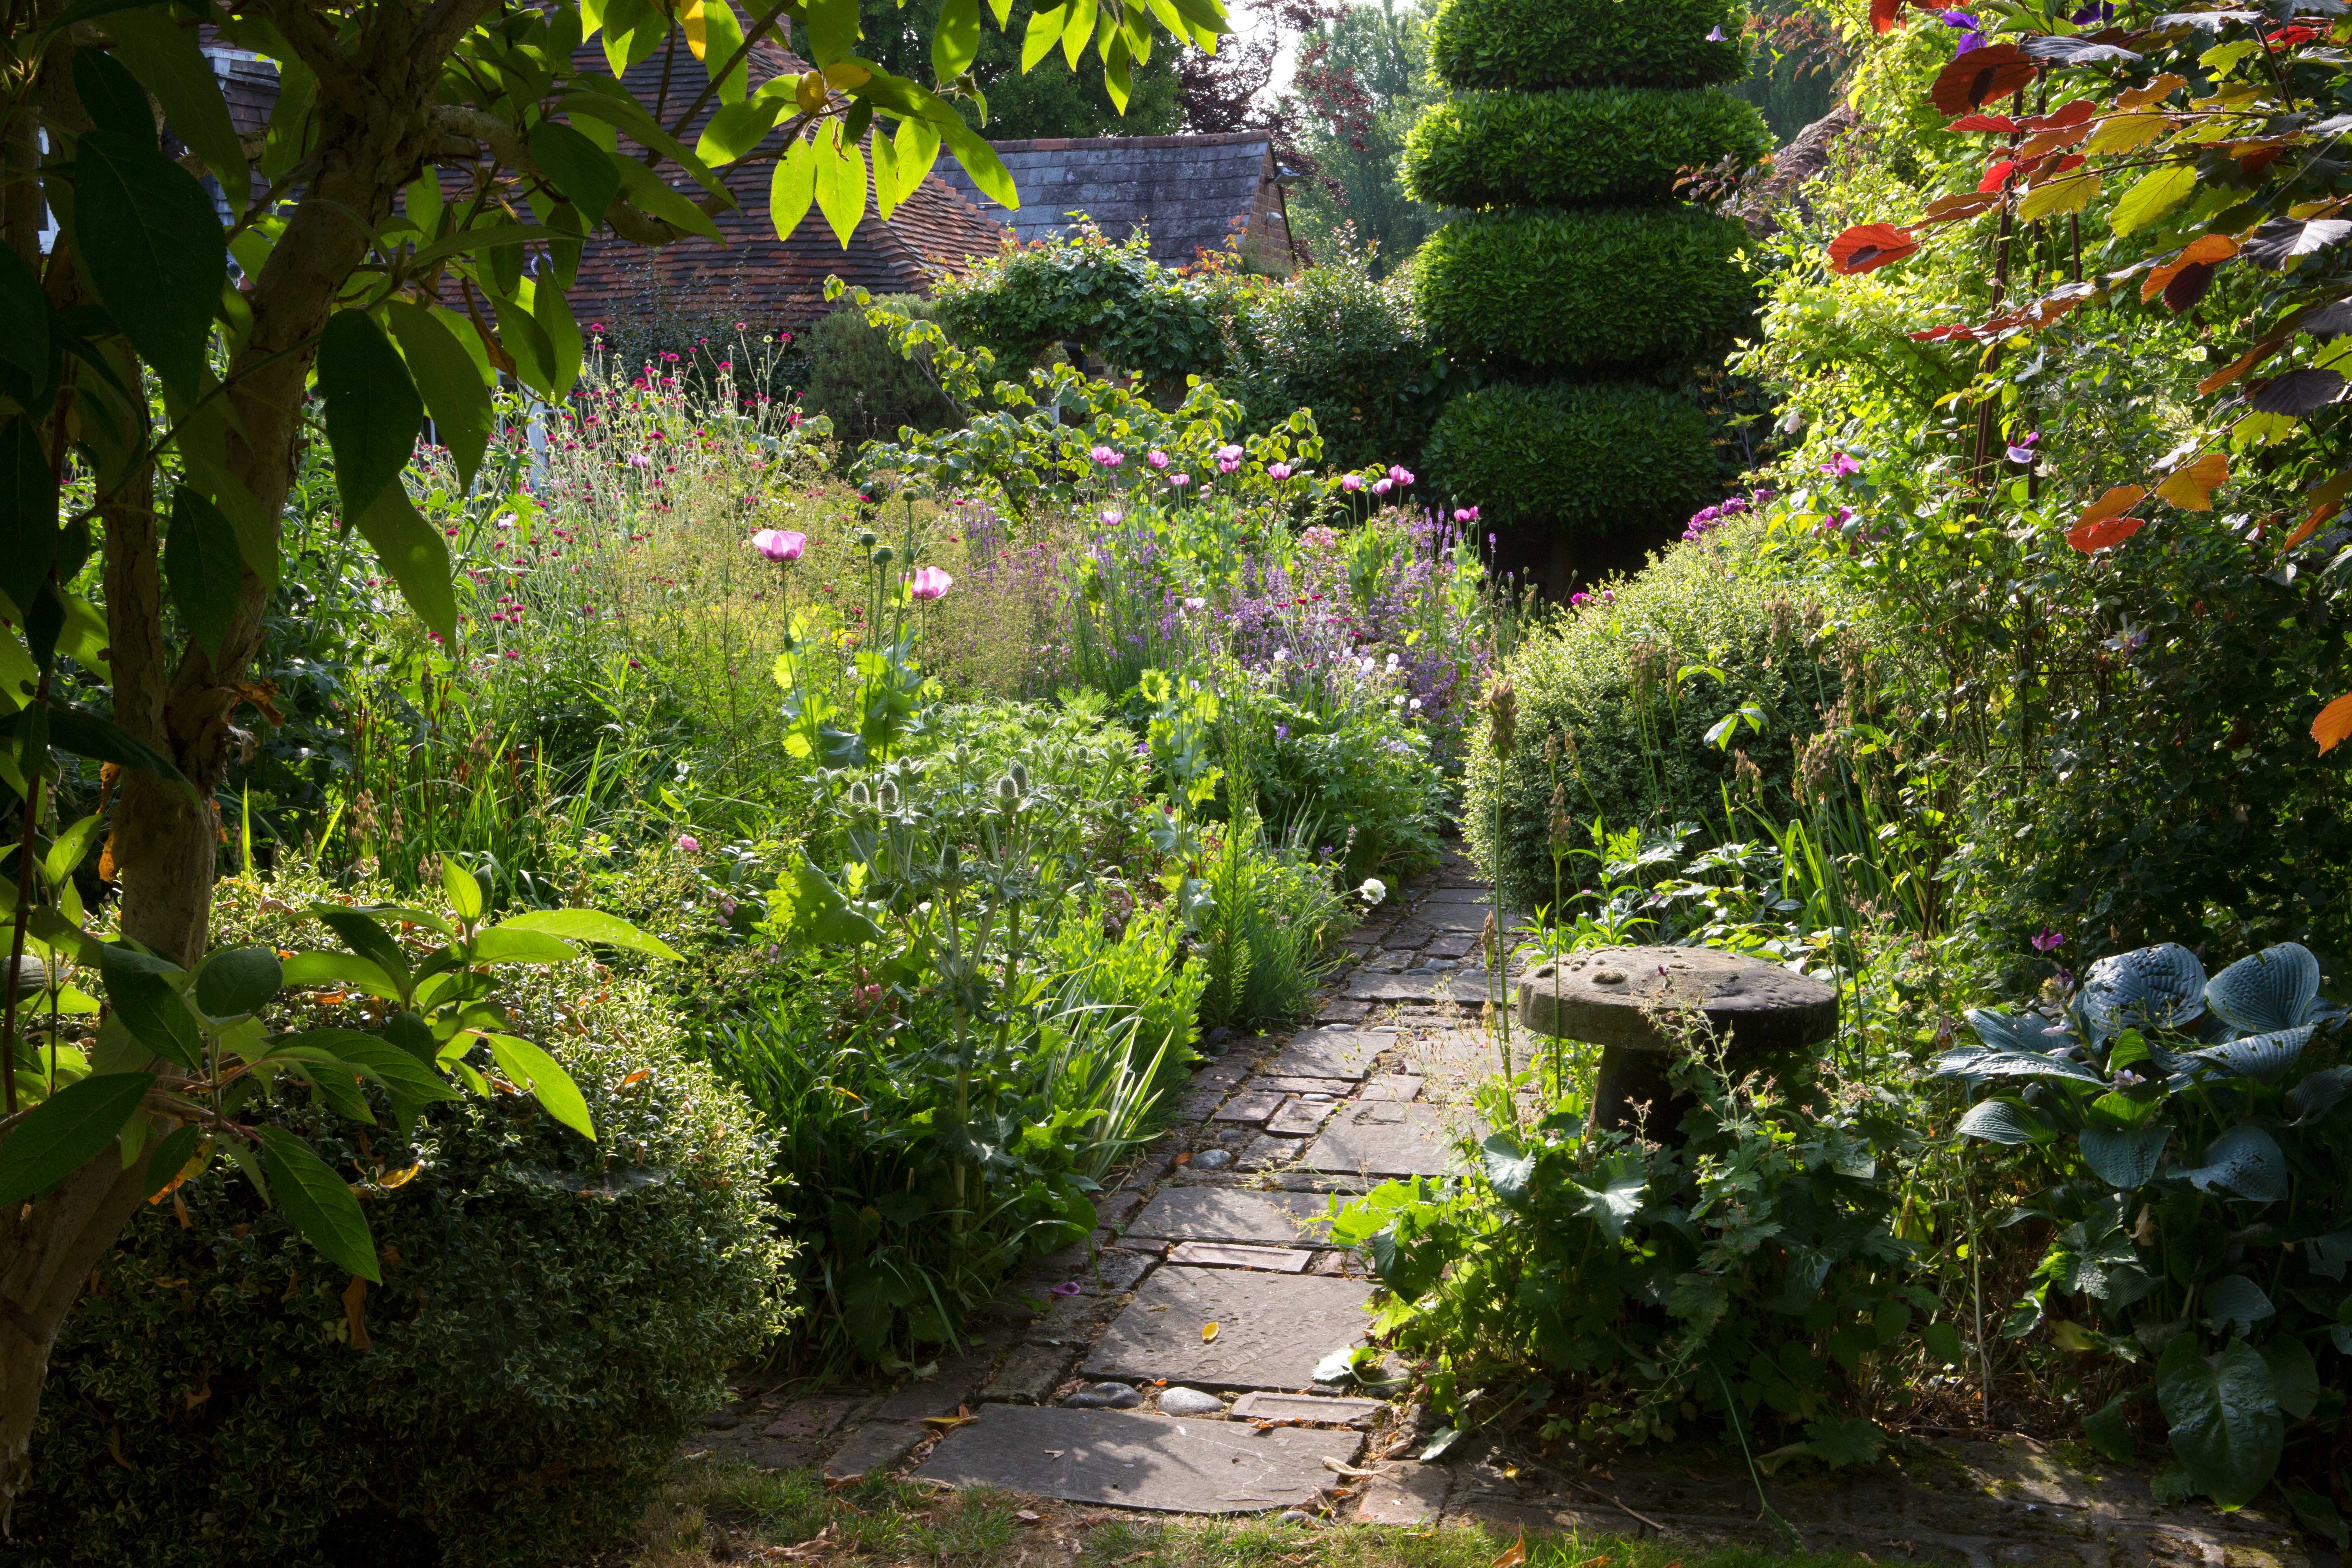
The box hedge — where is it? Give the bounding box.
[1427,0,1748,93]
[1416,207,1753,374]
[1461,522,1849,911]
[1403,88,1773,210]
[11,983,791,1568]
[1422,379,1722,536]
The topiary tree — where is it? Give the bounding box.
[1403,0,1769,564]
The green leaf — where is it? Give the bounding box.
[73,128,223,397]
[254,1125,379,1283]
[43,813,100,887]
[72,48,152,143]
[765,853,884,948]
[528,274,583,398]
[0,416,60,621]
[1103,31,1132,114]
[689,0,750,100]
[141,1121,199,1198]
[891,117,940,203]
[497,907,682,960]
[555,81,729,200]
[2078,1125,2167,1189]
[2203,1275,2274,1336]
[939,119,1017,209]
[934,0,982,80]
[609,152,724,243]
[0,245,51,407]
[2111,165,2198,238]
[260,51,317,178]
[316,310,423,524]
[1022,3,1067,69]
[2258,1336,2318,1421]
[279,949,401,1000]
[96,950,203,1070]
[383,302,492,494]
[698,93,788,167]
[194,945,282,1018]
[47,702,192,793]
[2083,1392,2136,1462]
[528,119,620,234]
[0,1070,154,1206]
[105,7,248,205]
[2156,1334,2281,1510]
[312,909,413,994]
[771,131,818,240]
[1956,1097,2054,1145]
[1479,1132,1535,1205]
[483,1033,596,1138]
[814,122,867,249]
[441,855,486,922]
[350,483,456,643]
[466,927,579,964]
[1570,1155,1645,1241]
[166,486,243,663]
[2181,1125,2287,1203]
[1922,1320,1966,1365]
[1059,0,1097,69]
[800,0,862,64]
[2285,1487,2349,1550]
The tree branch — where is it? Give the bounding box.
[427,104,708,246]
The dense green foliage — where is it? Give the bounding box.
[1462,523,1842,911]
[1425,0,1747,93]
[931,225,1232,383]
[1416,208,1753,374]
[1283,0,1443,275]
[1403,88,1772,211]
[15,992,787,1567]
[1422,381,1723,537]
[801,295,961,445]
[851,0,1185,138]
[1225,241,1442,472]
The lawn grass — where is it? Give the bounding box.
[615,1459,1892,1568]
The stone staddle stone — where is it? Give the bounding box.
[1518,947,1836,1135]
[1518,946,1837,1054]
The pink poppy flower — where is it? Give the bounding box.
[909,566,953,601]
[751,528,806,562]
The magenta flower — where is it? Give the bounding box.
[1267,462,1292,479]
[2032,927,2066,953]
[1454,506,1479,523]
[1147,449,1170,470]
[1820,452,1863,479]
[1215,444,1244,474]
[1100,508,1123,526]
[1388,465,1415,486]
[1372,478,1393,495]
[677,833,701,854]
[1091,445,1123,467]
[2007,431,2041,466]
[751,528,806,562]
[1169,472,1190,487]
[1340,474,1364,492]
[1570,591,1592,606]
[909,566,953,601]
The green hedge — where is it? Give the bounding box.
[802,294,963,446]
[1422,379,1722,536]
[1461,522,1848,911]
[1417,207,1753,374]
[1428,0,1748,93]
[1404,88,1773,210]
[14,1010,790,1568]
[1225,245,1438,472]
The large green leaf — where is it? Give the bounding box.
[166,486,242,663]
[697,91,788,167]
[2181,1125,2288,1203]
[771,131,818,240]
[483,1033,596,1139]
[527,274,583,397]
[1479,1132,1535,1206]
[0,245,50,407]
[0,1070,154,1206]
[194,945,283,1018]
[813,122,867,249]
[497,907,683,960]
[528,119,620,234]
[801,0,862,64]
[0,416,60,621]
[106,7,248,204]
[2078,1126,2167,1189]
[279,949,402,1000]
[2259,1336,2319,1420]
[311,909,413,994]
[384,303,491,493]
[2083,1393,2136,1461]
[2112,165,2199,238]
[96,949,204,1069]
[316,310,423,523]
[281,1031,460,1107]
[47,702,193,793]
[2205,943,2322,1033]
[933,0,982,79]
[2157,1334,2281,1510]
[940,117,1018,208]
[254,1125,380,1283]
[2203,1275,2274,1335]
[72,47,153,142]
[765,853,884,947]
[73,128,223,397]
[1956,1097,2054,1145]
[351,484,456,643]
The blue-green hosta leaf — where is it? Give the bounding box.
[1938,1047,2107,1085]
[1966,1007,2076,1055]
[2203,1274,2275,1334]
[2303,1230,2352,1281]
[2284,1064,2352,1125]
[2157,1334,2281,1510]
[2079,1125,2169,1189]
[2205,943,2322,1035]
[2181,1125,2288,1203]
[2078,943,2206,1044]
[2185,1027,2313,1083]
[2259,1336,2318,1420]
[1956,1097,2056,1145]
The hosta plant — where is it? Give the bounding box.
[1938,942,2349,1536]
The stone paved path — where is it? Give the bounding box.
[686,844,2310,1566]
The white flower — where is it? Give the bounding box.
[1360,657,1375,674]
[1184,596,1206,612]
[1272,648,1289,662]
[1357,878,1388,906]
[1409,697,1423,710]
[1386,653,1400,668]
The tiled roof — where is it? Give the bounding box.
[566,40,1008,328]
[929,132,1296,270]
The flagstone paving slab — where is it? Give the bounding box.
[1304,1101,1461,1178]
[1211,1091,1283,1125]
[1228,1391,1388,1425]
[1126,1187,1336,1245]
[1083,1267,1373,1390]
[914,1403,1361,1513]
[1165,1241,1312,1272]
[1265,1028,1390,1079]
[1266,1096,1341,1136]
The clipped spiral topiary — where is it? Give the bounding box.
[1417,208,1753,375]
[1423,380,1723,536]
[1404,88,1773,210]
[1428,0,1748,93]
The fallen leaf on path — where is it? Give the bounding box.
[1321,1457,1374,1477]
[1202,1321,1219,1343]
[1493,1529,1528,1568]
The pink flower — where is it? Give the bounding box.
[1101,508,1123,525]
[752,528,806,562]
[1340,474,1363,492]
[1147,449,1170,470]
[1820,452,1863,479]
[1454,506,1479,523]
[677,834,701,854]
[1091,445,1123,467]
[1169,472,1190,487]
[1371,478,1393,495]
[1267,462,1292,480]
[909,566,953,601]
[1388,465,1415,486]
[1570,591,1592,607]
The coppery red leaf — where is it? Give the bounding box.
[1931,45,2039,116]
[2069,514,2149,552]
[1828,224,1921,275]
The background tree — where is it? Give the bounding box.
[0,0,1226,1519]
[1280,0,1438,275]
[860,0,1183,138]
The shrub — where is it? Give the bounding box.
[1403,88,1772,211]
[1426,0,1748,93]
[930,224,1230,382]
[1225,238,1442,473]
[14,991,789,1568]
[1461,523,1846,911]
[1416,208,1753,374]
[800,294,962,446]
[1422,381,1724,536]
